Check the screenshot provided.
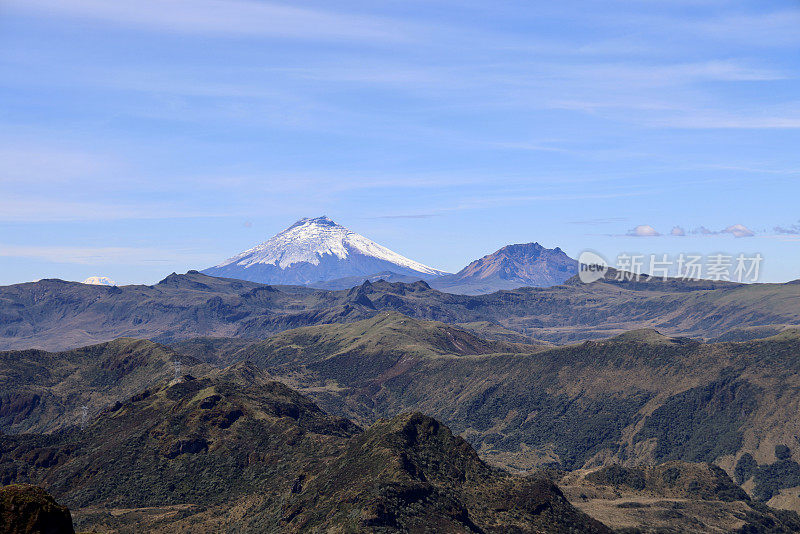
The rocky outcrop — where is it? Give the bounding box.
[0,484,74,534]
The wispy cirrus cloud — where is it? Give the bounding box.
[0,145,115,184]
[653,114,800,130]
[569,217,629,225]
[0,194,231,222]
[4,0,413,42]
[691,9,800,47]
[0,244,218,265]
[367,213,441,220]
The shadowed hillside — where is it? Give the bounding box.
[183,316,800,499]
[282,411,610,533]
[5,315,800,513]
[0,484,74,534]
[0,364,610,533]
[0,338,210,434]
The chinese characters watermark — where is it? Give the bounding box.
[579,251,763,283]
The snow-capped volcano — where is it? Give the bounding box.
[202,216,448,285]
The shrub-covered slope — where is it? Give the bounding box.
[0,338,210,434]
[560,462,800,533]
[5,315,800,510]
[211,316,800,486]
[0,364,611,533]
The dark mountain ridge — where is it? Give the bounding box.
[2,270,800,351]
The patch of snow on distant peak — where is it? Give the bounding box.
[83,276,117,286]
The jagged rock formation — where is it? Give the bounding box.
[431,242,578,294]
[0,484,74,534]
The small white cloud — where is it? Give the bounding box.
[670,226,686,236]
[627,224,660,237]
[690,224,756,237]
[722,224,755,238]
[692,226,715,235]
[83,276,117,286]
[774,222,800,235]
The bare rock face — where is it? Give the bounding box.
[0,484,74,534]
[431,242,578,294]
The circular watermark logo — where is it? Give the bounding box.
[578,250,609,283]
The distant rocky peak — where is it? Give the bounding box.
[429,241,578,294]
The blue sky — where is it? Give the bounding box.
[1,0,799,284]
